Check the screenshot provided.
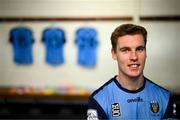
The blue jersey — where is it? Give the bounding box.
[88,76,177,120]
[42,28,66,66]
[10,27,34,65]
[75,27,98,68]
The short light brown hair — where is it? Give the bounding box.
[111,24,147,51]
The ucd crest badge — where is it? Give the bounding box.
[150,100,159,113]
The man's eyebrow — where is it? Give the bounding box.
[119,47,130,50]
[119,46,130,49]
[137,45,146,49]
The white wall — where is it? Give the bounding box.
[0,0,135,17]
[0,0,180,89]
[143,22,180,88]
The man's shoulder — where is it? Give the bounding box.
[90,76,116,98]
[145,77,171,94]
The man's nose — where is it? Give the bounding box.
[130,51,138,61]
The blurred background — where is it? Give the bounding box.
[0,0,180,119]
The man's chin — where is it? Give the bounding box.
[128,72,142,79]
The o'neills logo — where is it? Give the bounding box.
[127,97,143,103]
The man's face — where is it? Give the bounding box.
[112,34,146,78]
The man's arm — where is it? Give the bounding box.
[87,97,108,120]
[163,94,178,119]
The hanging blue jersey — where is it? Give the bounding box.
[75,27,98,68]
[42,28,66,66]
[10,27,34,65]
[88,76,177,120]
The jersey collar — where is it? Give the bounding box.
[113,75,146,93]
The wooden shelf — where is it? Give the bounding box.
[140,15,180,21]
[0,16,133,22]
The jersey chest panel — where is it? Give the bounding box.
[94,80,169,119]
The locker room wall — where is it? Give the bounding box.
[0,0,180,90]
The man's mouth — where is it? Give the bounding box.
[128,64,140,68]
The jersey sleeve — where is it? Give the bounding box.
[87,96,108,120]
[163,94,178,119]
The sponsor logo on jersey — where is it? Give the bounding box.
[111,103,121,117]
[150,100,159,113]
[87,109,99,120]
[127,97,143,103]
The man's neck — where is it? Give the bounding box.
[117,73,144,91]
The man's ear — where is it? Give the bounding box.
[111,48,117,60]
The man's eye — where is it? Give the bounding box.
[137,47,145,52]
[120,48,129,53]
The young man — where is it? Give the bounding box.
[87,24,177,119]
